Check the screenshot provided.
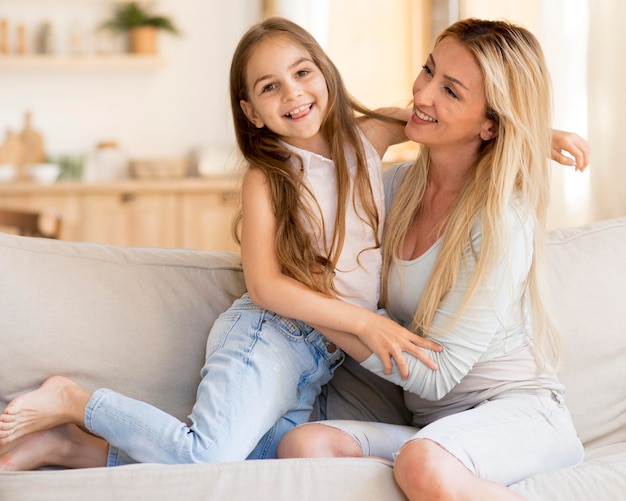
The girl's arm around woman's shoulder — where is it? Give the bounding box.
[357,107,411,158]
[357,115,590,171]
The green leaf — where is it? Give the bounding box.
[100,2,181,35]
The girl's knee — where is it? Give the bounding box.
[277,423,361,459]
[277,424,326,458]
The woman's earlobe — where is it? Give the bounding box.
[240,100,264,128]
[480,122,498,141]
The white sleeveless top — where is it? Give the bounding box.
[283,133,384,311]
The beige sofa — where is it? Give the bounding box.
[1,216,625,500]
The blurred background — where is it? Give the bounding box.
[0,0,622,233]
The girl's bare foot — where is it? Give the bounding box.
[0,424,108,471]
[0,376,91,447]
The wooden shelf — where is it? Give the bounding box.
[0,54,165,69]
[4,0,154,3]
[0,177,240,195]
[0,0,168,69]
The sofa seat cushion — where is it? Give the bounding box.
[509,452,626,500]
[0,458,406,501]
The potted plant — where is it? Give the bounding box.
[100,2,180,54]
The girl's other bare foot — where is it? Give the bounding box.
[0,376,91,447]
[0,424,108,471]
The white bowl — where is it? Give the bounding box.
[30,163,60,184]
[0,164,17,183]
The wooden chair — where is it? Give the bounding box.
[0,208,62,239]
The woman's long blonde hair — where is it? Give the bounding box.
[381,18,560,370]
[230,17,391,297]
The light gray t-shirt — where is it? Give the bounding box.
[363,163,561,427]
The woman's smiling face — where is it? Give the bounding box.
[405,36,495,156]
[239,35,329,152]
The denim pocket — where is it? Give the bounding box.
[264,315,308,342]
[206,311,242,356]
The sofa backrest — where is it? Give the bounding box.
[2,216,625,453]
[0,234,246,422]
[546,216,626,451]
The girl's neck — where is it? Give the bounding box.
[283,135,332,160]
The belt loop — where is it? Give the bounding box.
[551,390,564,406]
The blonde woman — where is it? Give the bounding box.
[279,18,585,500]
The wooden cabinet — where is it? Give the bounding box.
[80,192,179,248]
[0,191,82,240]
[0,178,241,251]
[181,190,239,251]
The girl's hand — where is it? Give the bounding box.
[551,129,590,171]
[353,310,442,378]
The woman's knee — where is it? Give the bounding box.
[394,439,460,497]
[277,423,362,459]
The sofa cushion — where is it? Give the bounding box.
[0,233,246,422]
[0,458,406,501]
[510,452,626,500]
[546,216,626,450]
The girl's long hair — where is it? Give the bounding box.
[230,17,388,297]
[381,18,560,370]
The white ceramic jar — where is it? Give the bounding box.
[83,141,128,182]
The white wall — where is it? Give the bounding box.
[4,1,623,227]
[0,0,261,160]
[588,0,626,221]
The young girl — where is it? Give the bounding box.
[0,17,588,470]
[0,17,439,468]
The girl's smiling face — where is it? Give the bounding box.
[239,35,329,154]
[405,36,496,158]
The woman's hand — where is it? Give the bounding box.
[551,129,590,171]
